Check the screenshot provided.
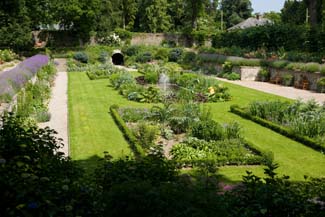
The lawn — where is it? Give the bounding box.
[69,72,325,181]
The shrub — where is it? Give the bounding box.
[258,68,270,81]
[191,119,225,141]
[154,48,169,61]
[223,72,240,80]
[182,51,197,65]
[98,51,109,63]
[302,62,321,73]
[97,33,121,46]
[136,52,152,63]
[0,49,17,62]
[123,45,140,56]
[316,77,325,93]
[222,61,233,73]
[282,74,294,86]
[114,28,132,42]
[168,48,183,62]
[109,71,135,89]
[132,122,160,150]
[73,52,88,63]
[144,71,159,84]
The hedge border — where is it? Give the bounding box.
[230,105,325,153]
[109,105,145,158]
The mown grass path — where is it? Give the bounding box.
[69,72,148,164]
[69,72,325,181]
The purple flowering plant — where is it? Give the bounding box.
[0,55,49,103]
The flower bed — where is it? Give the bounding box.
[230,100,325,152]
[111,104,271,167]
[0,55,49,104]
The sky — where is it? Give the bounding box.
[251,0,286,13]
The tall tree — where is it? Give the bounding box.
[143,0,171,33]
[220,0,253,28]
[281,0,307,25]
[0,0,32,49]
[167,0,186,31]
[120,0,138,30]
[184,0,206,30]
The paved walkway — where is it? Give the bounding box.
[39,59,69,156]
[217,78,325,104]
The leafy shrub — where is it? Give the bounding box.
[98,51,109,63]
[114,28,132,42]
[258,68,270,81]
[222,61,233,74]
[191,119,225,141]
[138,86,161,103]
[171,137,263,166]
[223,72,240,80]
[144,71,159,84]
[73,52,88,63]
[168,48,183,62]
[0,49,17,62]
[132,122,160,150]
[316,77,325,93]
[154,48,169,61]
[123,45,140,56]
[302,62,321,73]
[119,108,149,122]
[109,71,135,89]
[97,33,121,46]
[282,74,294,86]
[182,51,197,65]
[136,52,152,63]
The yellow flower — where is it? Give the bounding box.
[208,86,215,95]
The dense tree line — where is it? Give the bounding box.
[0,0,254,49]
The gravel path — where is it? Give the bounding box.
[39,59,69,156]
[217,78,325,104]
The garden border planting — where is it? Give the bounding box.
[110,105,145,158]
[230,105,325,153]
[111,104,272,167]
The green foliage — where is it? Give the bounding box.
[110,105,145,157]
[231,103,325,152]
[73,52,89,63]
[226,163,324,217]
[154,48,169,61]
[317,77,325,93]
[0,114,90,216]
[136,52,152,63]
[282,74,294,86]
[110,71,135,89]
[16,63,56,122]
[258,68,270,81]
[168,48,184,62]
[0,49,18,62]
[182,51,197,65]
[220,0,253,28]
[171,137,263,166]
[98,51,109,63]
[191,119,225,141]
[132,122,160,150]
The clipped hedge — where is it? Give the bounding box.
[230,105,325,153]
[110,105,145,158]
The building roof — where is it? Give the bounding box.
[228,17,273,31]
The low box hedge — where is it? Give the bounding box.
[109,105,145,158]
[230,105,325,153]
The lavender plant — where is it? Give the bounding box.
[0,55,49,103]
